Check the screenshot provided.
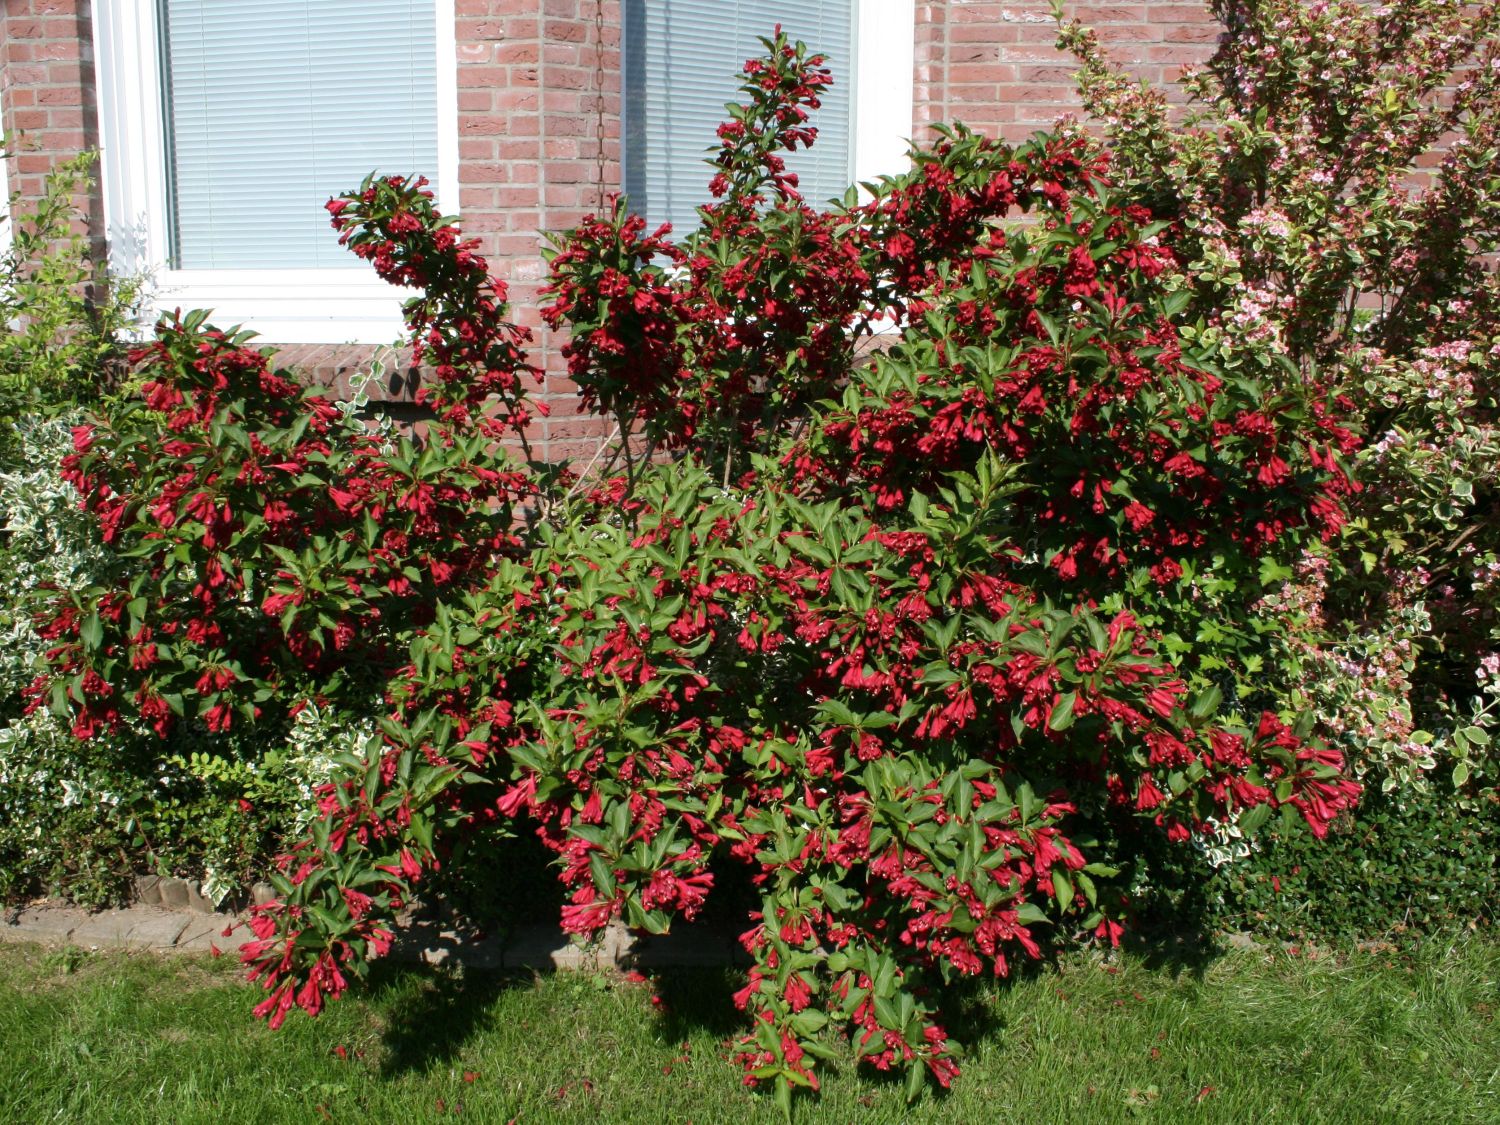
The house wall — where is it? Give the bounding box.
[1,0,105,249]
[0,0,1222,462]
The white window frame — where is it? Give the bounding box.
[852,0,916,190]
[93,0,459,345]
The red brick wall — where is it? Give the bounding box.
[453,0,623,462]
[1,0,104,247]
[1,0,1224,462]
[914,2,1219,143]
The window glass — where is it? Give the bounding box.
[161,0,439,269]
[622,0,855,236]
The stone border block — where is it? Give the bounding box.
[174,913,242,954]
[69,909,137,948]
[132,875,163,906]
[1,906,89,943]
[122,912,191,949]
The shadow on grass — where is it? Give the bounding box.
[1120,926,1222,980]
[646,967,745,1042]
[644,957,1012,1097]
[368,961,527,1077]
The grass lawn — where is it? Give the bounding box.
[0,934,1495,1123]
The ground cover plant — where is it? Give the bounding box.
[21,30,1376,1110]
[1,937,1496,1123]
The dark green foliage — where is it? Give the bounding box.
[1213,784,1499,940]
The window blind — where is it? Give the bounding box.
[161,0,439,270]
[622,0,855,237]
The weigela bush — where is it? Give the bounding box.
[542,35,878,470]
[36,32,1361,1108]
[31,175,539,744]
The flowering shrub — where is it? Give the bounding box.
[543,33,882,472]
[35,174,538,745]
[1058,0,1500,801]
[34,32,1364,1108]
[7,174,539,905]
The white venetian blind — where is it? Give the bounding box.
[161,0,439,270]
[622,0,855,236]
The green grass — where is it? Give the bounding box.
[0,936,1495,1123]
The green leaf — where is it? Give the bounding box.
[1015,901,1050,926]
[774,1076,793,1118]
[1238,802,1272,834]
[1051,869,1074,905]
[904,1059,926,1102]
[1189,685,1223,723]
[1049,692,1077,731]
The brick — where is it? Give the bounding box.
[1148,5,1214,21]
[1163,22,1221,43]
[458,64,515,87]
[1142,44,1213,63]
[503,18,541,39]
[1072,4,1148,21]
[541,44,582,66]
[458,20,512,41]
[36,86,83,105]
[5,64,49,86]
[34,40,82,61]
[543,19,588,42]
[949,62,1019,83]
[495,41,541,63]
[1019,65,1080,83]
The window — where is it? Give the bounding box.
[622,0,915,235]
[94,0,458,343]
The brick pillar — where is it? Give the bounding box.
[456,0,621,464]
[914,3,948,143]
[1,0,105,247]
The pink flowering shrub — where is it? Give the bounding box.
[1059,0,1500,801]
[33,30,1365,1109]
